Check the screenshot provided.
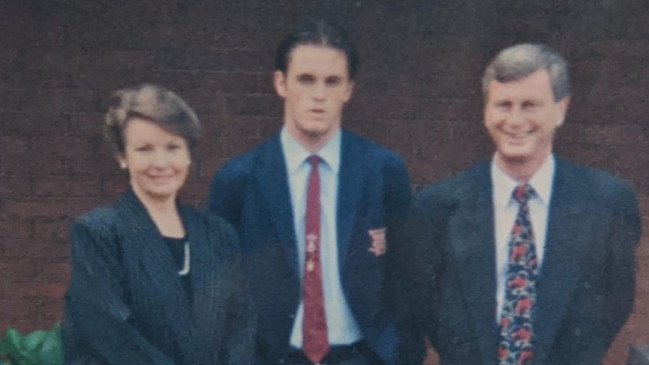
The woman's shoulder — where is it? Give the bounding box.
[72,205,119,234]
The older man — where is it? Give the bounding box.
[396,43,641,365]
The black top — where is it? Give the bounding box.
[163,236,192,305]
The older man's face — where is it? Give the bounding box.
[484,69,569,172]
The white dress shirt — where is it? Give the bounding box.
[492,154,555,320]
[280,127,362,348]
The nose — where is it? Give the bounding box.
[505,106,526,127]
[312,82,326,100]
[151,150,171,168]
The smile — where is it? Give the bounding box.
[504,131,532,139]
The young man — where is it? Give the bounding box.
[209,21,410,365]
[396,43,641,365]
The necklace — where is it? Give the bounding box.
[178,241,190,275]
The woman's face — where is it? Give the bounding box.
[118,117,191,204]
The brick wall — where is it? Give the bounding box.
[1,1,648,364]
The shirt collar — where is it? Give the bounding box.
[491,154,555,208]
[280,127,341,173]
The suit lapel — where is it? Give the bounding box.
[336,132,366,272]
[533,160,593,360]
[449,163,499,364]
[256,136,299,275]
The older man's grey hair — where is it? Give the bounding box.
[482,43,570,102]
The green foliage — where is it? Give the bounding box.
[0,323,63,365]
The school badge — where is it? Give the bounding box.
[368,228,387,257]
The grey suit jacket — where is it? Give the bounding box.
[394,157,641,365]
[64,189,255,365]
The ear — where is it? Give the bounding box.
[343,80,355,103]
[116,154,127,170]
[555,96,570,127]
[273,70,287,98]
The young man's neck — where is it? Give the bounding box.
[285,126,340,154]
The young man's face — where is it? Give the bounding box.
[274,44,354,147]
[484,68,569,172]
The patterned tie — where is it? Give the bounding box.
[302,155,328,363]
[498,184,538,365]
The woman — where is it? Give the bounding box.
[64,84,255,364]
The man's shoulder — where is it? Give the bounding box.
[421,161,489,195]
[342,129,404,164]
[414,161,489,210]
[556,157,633,194]
[214,134,280,176]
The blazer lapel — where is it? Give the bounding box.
[115,191,198,362]
[449,164,499,364]
[533,160,594,360]
[336,132,366,272]
[256,136,299,275]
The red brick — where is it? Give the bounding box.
[67,198,111,218]
[6,282,67,300]
[33,217,70,242]
[0,299,40,324]
[5,242,69,260]
[1,176,33,197]
[4,199,69,219]
[1,136,29,154]
[225,95,281,117]
[64,112,105,137]
[41,300,65,321]
[30,153,68,176]
[154,48,225,71]
[346,96,418,120]
[0,262,38,280]
[224,49,271,72]
[37,262,71,283]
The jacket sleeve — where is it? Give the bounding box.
[208,161,246,230]
[215,222,257,365]
[382,154,411,226]
[601,181,642,346]
[64,216,176,365]
[387,190,449,365]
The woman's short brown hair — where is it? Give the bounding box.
[104,84,202,154]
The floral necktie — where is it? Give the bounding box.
[498,184,538,365]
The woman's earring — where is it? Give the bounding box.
[120,162,127,169]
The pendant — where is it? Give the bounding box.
[306,260,315,272]
[178,242,190,275]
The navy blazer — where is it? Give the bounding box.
[64,190,255,365]
[395,157,641,365]
[208,130,411,364]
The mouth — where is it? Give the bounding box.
[504,131,532,141]
[148,175,176,183]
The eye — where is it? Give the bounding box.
[297,74,315,84]
[495,101,511,110]
[522,101,538,110]
[135,144,152,152]
[326,77,342,86]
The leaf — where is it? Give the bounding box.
[0,323,63,365]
